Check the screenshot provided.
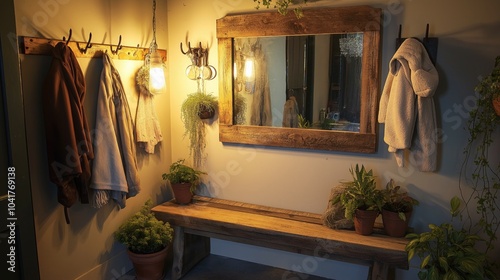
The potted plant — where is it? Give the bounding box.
[162,159,206,204]
[332,164,383,235]
[381,179,419,237]
[181,91,218,168]
[114,199,174,280]
[405,197,496,280]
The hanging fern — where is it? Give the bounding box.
[180,91,218,168]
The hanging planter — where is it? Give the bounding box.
[493,96,500,116]
[197,103,216,119]
[181,92,218,168]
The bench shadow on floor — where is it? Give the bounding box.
[120,254,334,280]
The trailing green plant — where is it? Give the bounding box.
[181,91,218,168]
[405,197,496,280]
[382,179,419,221]
[162,159,206,193]
[459,55,500,252]
[114,199,173,254]
[332,164,383,220]
[252,0,308,18]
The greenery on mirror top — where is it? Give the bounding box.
[405,197,496,280]
[162,159,206,193]
[382,179,419,221]
[114,200,173,254]
[252,0,308,18]
[459,55,500,252]
[332,164,384,220]
[181,91,218,168]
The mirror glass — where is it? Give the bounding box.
[217,6,381,153]
[233,33,363,132]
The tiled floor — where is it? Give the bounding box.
[120,254,333,280]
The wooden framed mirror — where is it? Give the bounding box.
[216,6,381,153]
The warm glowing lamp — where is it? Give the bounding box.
[147,0,165,94]
[149,50,165,93]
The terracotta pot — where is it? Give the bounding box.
[493,96,500,116]
[127,246,168,280]
[171,182,193,204]
[382,209,411,237]
[353,209,379,235]
[197,104,215,119]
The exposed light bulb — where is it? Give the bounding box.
[149,50,165,94]
[244,59,254,79]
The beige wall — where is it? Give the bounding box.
[14,0,500,279]
[15,0,171,279]
[166,0,500,279]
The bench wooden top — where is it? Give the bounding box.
[152,196,409,270]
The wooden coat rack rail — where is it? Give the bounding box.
[20,36,166,61]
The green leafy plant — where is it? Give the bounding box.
[162,159,206,193]
[332,164,383,220]
[181,91,218,168]
[405,197,496,280]
[459,55,500,252]
[253,0,308,18]
[114,200,173,254]
[382,179,419,221]
[298,114,310,128]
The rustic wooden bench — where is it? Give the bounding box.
[152,196,409,280]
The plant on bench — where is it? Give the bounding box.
[162,159,206,204]
[381,179,419,237]
[332,164,384,235]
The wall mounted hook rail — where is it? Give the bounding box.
[20,34,166,61]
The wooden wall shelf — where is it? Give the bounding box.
[20,36,166,61]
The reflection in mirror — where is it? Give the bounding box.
[217,6,381,153]
[233,33,363,132]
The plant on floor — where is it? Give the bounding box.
[181,91,218,168]
[114,199,174,280]
[115,199,173,254]
[405,197,496,280]
[459,55,500,252]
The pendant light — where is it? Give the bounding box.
[148,0,165,94]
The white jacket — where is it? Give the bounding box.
[90,53,140,208]
[378,38,439,171]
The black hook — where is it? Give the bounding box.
[180,42,192,55]
[77,32,92,54]
[110,35,123,55]
[63,29,72,45]
[425,23,430,39]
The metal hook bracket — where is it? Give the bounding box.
[76,32,93,54]
[110,35,123,55]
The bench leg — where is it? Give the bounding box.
[172,226,184,280]
[368,262,394,280]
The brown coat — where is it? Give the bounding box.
[42,42,94,209]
